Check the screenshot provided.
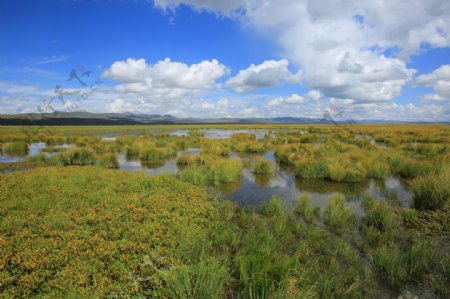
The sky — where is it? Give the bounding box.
[0,0,450,121]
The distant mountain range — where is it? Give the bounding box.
[0,111,445,125]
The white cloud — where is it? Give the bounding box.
[415,65,450,102]
[103,57,229,100]
[266,93,304,107]
[103,58,149,83]
[226,59,301,92]
[305,89,321,100]
[106,98,133,113]
[153,0,244,16]
[155,0,450,103]
[217,98,230,108]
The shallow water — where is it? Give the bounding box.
[170,129,268,140]
[215,150,413,216]
[118,147,413,215]
[0,143,75,162]
[0,142,47,162]
[1,141,413,215]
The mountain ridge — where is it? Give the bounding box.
[0,111,446,125]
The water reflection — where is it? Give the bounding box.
[118,153,180,176]
[171,129,268,140]
[217,151,413,215]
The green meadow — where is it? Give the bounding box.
[0,124,449,298]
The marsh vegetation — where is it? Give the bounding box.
[0,124,449,298]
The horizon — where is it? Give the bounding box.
[1,0,450,121]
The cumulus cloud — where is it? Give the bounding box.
[305,89,321,100]
[415,65,450,102]
[266,94,304,107]
[226,59,301,92]
[154,0,450,103]
[106,98,133,113]
[103,57,228,100]
[153,0,244,15]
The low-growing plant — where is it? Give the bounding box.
[179,158,243,185]
[4,142,29,154]
[63,148,96,165]
[324,194,355,234]
[361,201,400,245]
[253,158,274,174]
[165,259,229,299]
[176,154,201,165]
[295,193,318,223]
[411,173,450,210]
[372,243,407,288]
[98,153,119,168]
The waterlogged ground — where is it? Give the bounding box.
[0,124,449,298]
[1,139,412,219]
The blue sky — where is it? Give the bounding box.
[0,0,449,121]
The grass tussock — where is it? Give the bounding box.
[4,142,29,154]
[295,193,319,223]
[97,153,119,168]
[324,194,356,234]
[411,173,450,210]
[253,158,274,174]
[179,158,243,185]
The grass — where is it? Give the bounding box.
[56,148,96,166]
[372,243,407,288]
[323,194,356,234]
[411,173,450,210]
[176,154,201,165]
[253,158,274,174]
[361,200,400,246]
[0,167,218,298]
[295,193,319,223]
[3,142,29,154]
[179,158,243,185]
[1,124,449,298]
[165,259,229,299]
[97,153,119,168]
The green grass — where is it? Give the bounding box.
[179,158,243,185]
[295,193,319,223]
[176,154,201,165]
[411,173,450,210]
[1,124,449,298]
[60,148,96,166]
[361,200,400,246]
[253,158,274,174]
[372,243,407,288]
[97,153,119,168]
[0,167,218,298]
[323,194,356,234]
[165,259,229,299]
[3,142,29,154]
